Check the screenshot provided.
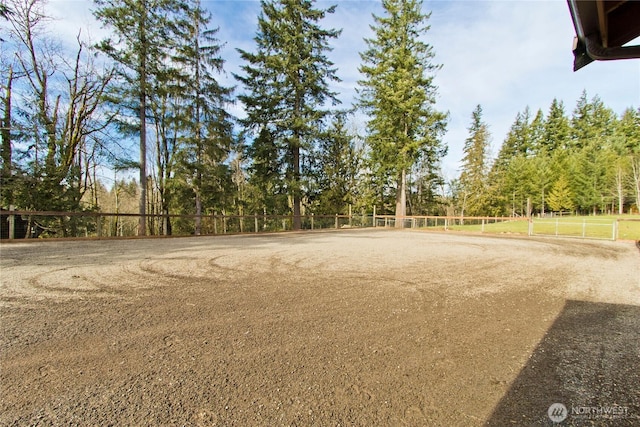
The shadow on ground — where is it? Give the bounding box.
[486,300,640,426]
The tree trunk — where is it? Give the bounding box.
[395,168,407,228]
[616,165,624,215]
[292,143,301,230]
[1,66,13,207]
[632,157,640,213]
[138,88,147,236]
[194,189,202,235]
[138,0,148,236]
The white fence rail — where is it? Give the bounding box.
[530,218,617,241]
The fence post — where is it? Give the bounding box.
[213,212,218,235]
[8,205,15,240]
[254,214,258,233]
[373,206,376,227]
[311,213,314,230]
[335,214,339,229]
[97,214,102,238]
[223,211,227,234]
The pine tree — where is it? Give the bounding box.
[570,91,615,150]
[489,108,532,215]
[570,143,613,214]
[569,90,592,150]
[235,0,341,230]
[617,107,640,155]
[542,98,570,153]
[94,0,181,235]
[358,0,447,224]
[315,114,362,214]
[547,174,574,212]
[458,105,490,216]
[529,109,545,156]
[616,108,640,211]
[529,155,552,215]
[172,0,234,235]
[245,126,288,215]
[497,108,532,165]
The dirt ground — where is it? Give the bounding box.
[1,229,639,426]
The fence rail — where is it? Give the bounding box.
[1,210,638,241]
[0,210,373,239]
[530,218,617,240]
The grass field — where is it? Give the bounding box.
[444,215,640,240]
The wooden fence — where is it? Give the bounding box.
[2,210,637,241]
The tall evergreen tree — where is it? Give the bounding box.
[570,143,613,214]
[542,98,570,153]
[617,107,640,155]
[569,91,615,150]
[235,0,341,230]
[94,0,180,235]
[569,90,592,150]
[245,126,288,215]
[496,107,532,166]
[172,0,234,235]
[315,114,362,214]
[568,92,618,213]
[458,105,490,216]
[528,108,545,156]
[358,0,447,223]
[529,155,553,215]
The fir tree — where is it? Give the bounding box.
[94,0,182,235]
[547,174,574,212]
[542,98,570,153]
[173,0,234,235]
[315,114,362,214]
[358,0,447,223]
[458,105,490,216]
[235,0,341,230]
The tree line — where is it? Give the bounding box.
[458,97,639,218]
[1,0,638,237]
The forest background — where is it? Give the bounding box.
[1,0,639,236]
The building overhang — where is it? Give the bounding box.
[567,0,640,71]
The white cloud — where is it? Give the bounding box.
[424,0,639,175]
[33,0,640,180]
[48,0,110,47]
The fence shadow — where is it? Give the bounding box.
[486,299,640,426]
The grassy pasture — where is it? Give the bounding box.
[443,215,640,240]
[445,218,529,234]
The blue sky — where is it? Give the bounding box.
[49,0,640,179]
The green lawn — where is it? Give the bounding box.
[446,219,529,234]
[616,217,640,240]
[442,215,640,240]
